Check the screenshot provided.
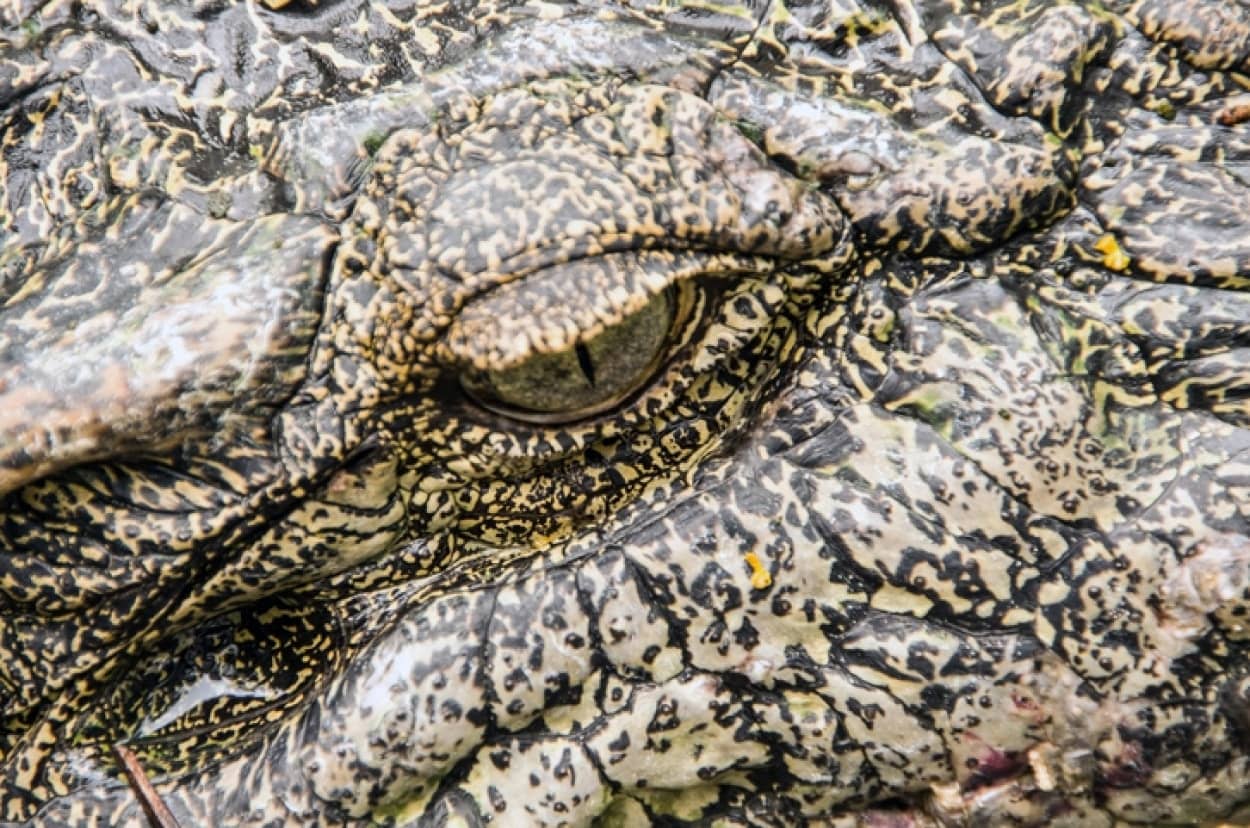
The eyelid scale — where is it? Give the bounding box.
[439,249,768,373]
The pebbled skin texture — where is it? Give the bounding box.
[4,0,1250,825]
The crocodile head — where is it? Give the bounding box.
[4,0,1250,824]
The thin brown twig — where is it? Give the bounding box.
[112,743,183,828]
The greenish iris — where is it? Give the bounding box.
[463,290,673,423]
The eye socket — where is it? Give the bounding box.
[460,288,679,424]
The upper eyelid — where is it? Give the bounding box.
[436,250,768,373]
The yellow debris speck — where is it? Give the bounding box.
[744,551,772,590]
[1094,233,1130,272]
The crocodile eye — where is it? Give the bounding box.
[460,289,675,424]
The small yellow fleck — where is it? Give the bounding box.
[1094,233,1130,272]
[744,551,772,590]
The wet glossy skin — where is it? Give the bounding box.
[4,1,1250,825]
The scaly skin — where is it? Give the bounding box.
[3,0,1250,825]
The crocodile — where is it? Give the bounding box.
[3,0,1250,824]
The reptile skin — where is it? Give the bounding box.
[4,0,1250,825]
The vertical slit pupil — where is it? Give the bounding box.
[575,343,596,387]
